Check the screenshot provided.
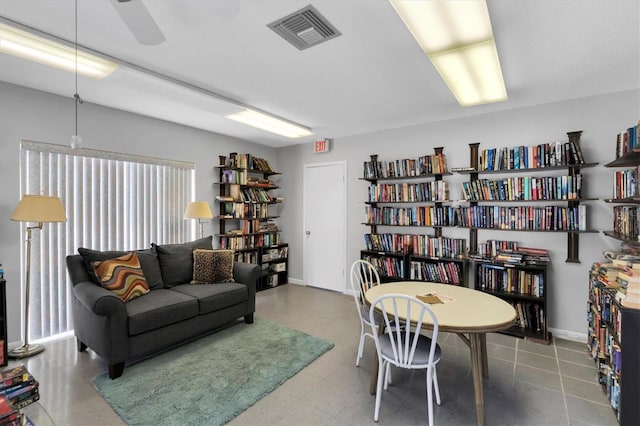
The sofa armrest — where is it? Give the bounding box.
[233,262,261,313]
[73,281,126,317]
[233,262,261,287]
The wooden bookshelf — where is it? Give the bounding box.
[604,141,640,243]
[472,260,550,343]
[360,148,469,286]
[216,153,287,291]
[588,265,640,424]
[457,132,598,263]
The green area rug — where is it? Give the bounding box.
[93,318,334,426]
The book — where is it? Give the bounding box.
[0,395,18,425]
[6,381,38,406]
[0,366,29,390]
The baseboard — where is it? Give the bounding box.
[548,327,587,343]
[287,278,305,285]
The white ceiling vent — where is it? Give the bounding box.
[268,5,341,50]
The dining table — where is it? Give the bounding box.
[364,281,517,426]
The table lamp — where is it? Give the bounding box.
[10,194,67,358]
[184,201,213,238]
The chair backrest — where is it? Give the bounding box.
[369,293,439,368]
[349,260,381,319]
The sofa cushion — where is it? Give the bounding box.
[153,236,213,288]
[171,283,247,315]
[125,289,199,335]
[192,249,235,284]
[78,247,164,290]
[91,252,150,302]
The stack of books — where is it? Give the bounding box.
[621,265,640,309]
[493,247,550,265]
[0,364,39,425]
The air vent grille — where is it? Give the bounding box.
[268,5,341,50]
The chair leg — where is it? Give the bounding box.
[426,366,435,426]
[383,363,392,390]
[433,365,441,405]
[374,360,386,422]
[356,331,365,367]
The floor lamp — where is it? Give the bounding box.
[184,201,214,239]
[10,194,67,358]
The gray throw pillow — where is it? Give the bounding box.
[78,246,164,290]
[153,236,213,288]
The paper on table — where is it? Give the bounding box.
[416,293,456,304]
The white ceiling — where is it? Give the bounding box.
[0,0,638,148]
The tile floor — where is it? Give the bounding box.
[12,284,617,425]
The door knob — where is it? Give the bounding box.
[305,230,311,235]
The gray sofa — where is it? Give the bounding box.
[65,236,261,379]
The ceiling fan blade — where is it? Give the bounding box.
[112,0,166,46]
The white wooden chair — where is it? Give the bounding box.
[369,293,442,426]
[349,259,381,366]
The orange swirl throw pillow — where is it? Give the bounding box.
[91,252,150,302]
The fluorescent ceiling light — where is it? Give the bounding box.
[390,0,507,106]
[226,109,313,139]
[0,22,118,79]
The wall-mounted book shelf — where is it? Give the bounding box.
[459,132,598,263]
[216,153,287,291]
[360,148,469,286]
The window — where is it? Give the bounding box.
[19,141,195,340]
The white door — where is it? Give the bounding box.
[303,161,346,292]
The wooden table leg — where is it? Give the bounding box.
[470,333,485,426]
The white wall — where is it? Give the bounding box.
[278,89,640,339]
[0,81,279,345]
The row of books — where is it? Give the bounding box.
[262,246,288,262]
[473,240,519,260]
[364,205,458,227]
[491,247,550,265]
[0,365,39,425]
[508,300,545,333]
[588,307,621,412]
[367,181,449,203]
[361,255,404,279]
[363,233,467,258]
[363,153,448,179]
[476,264,545,297]
[408,260,463,284]
[245,177,274,188]
[461,175,583,201]
[226,153,276,173]
[220,201,271,219]
[615,121,640,159]
[234,250,258,264]
[458,205,587,231]
[612,206,640,240]
[612,169,637,200]
[478,139,585,171]
[219,232,280,250]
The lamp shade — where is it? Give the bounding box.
[11,195,67,223]
[184,201,213,220]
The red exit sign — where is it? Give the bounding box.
[314,139,331,153]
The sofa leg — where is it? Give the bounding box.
[77,338,87,352]
[244,313,254,324]
[109,363,125,379]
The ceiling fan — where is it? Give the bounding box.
[112,0,165,46]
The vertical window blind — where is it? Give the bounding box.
[19,141,195,341]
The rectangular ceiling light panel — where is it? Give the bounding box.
[390,0,507,106]
[0,22,118,79]
[226,109,313,139]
